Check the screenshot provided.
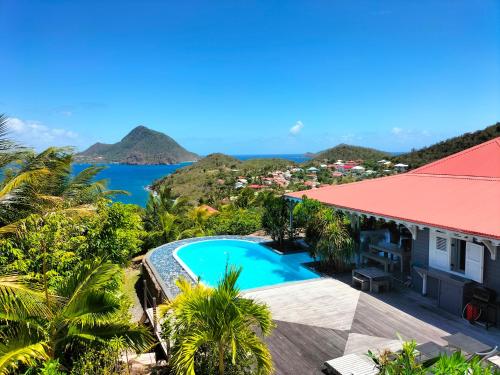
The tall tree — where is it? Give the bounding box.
[315,210,354,271]
[261,195,289,246]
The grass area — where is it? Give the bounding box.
[123,266,143,322]
[124,267,141,301]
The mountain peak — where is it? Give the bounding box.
[76,126,199,165]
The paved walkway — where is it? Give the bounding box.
[244,278,500,375]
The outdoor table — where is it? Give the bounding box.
[442,332,492,355]
[369,242,410,273]
[352,267,391,293]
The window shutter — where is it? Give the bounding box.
[465,242,484,283]
[436,237,447,252]
[429,232,449,270]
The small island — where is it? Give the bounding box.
[75,125,199,165]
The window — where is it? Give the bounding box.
[451,238,466,274]
[429,231,484,283]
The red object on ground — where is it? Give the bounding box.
[465,303,481,322]
[285,137,500,240]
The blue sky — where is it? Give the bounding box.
[1,0,498,154]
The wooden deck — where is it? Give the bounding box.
[244,278,500,375]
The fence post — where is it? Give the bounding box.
[143,279,148,312]
[153,297,157,332]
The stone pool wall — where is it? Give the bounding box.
[143,235,268,301]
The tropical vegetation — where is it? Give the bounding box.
[393,122,500,168]
[312,143,389,162]
[160,267,274,375]
[368,340,498,375]
[0,261,153,374]
[0,114,152,373]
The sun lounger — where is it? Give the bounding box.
[324,353,378,375]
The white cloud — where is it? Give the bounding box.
[7,117,79,150]
[289,120,304,136]
[391,127,403,135]
[390,127,432,143]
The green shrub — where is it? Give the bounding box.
[206,207,262,235]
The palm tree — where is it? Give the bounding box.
[0,261,153,374]
[261,194,289,247]
[316,210,354,271]
[145,185,191,226]
[144,186,193,246]
[0,147,128,302]
[162,267,274,375]
[0,147,126,226]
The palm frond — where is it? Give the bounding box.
[0,168,50,199]
[171,329,211,375]
[69,166,106,188]
[0,115,19,154]
[62,290,121,327]
[0,221,22,235]
[0,327,48,375]
[234,329,273,375]
[58,261,121,306]
[101,189,130,197]
[0,274,52,319]
[65,323,154,353]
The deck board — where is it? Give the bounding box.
[245,278,500,375]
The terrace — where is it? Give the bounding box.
[244,276,500,375]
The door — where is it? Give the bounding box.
[429,231,450,271]
[465,242,484,283]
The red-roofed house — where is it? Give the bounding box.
[285,137,500,317]
[198,204,219,215]
[248,184,266,189]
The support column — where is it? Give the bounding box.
[422,273,427,296]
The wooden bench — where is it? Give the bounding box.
[372,278,391,293]
[360,251,393,272]
[352,275,369,291]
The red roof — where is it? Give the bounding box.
[286,137,500,240]
[198,204,219,214]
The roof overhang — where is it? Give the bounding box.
[284,194,500,250]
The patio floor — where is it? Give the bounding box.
[243,277,500,375]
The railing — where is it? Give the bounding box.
[143,279,160,333]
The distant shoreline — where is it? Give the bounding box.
[73,154,312,166]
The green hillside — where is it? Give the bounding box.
[154,154,295,203]
[393,122,500,168]
[313,144,389,162]
[76,125,199,164]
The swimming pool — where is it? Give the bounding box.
[174,239,320,290]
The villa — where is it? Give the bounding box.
[286,137,500,320]
[142,138,500,374]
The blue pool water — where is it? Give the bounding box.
[175,239,319,290]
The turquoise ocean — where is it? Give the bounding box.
[73,154,309,206]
